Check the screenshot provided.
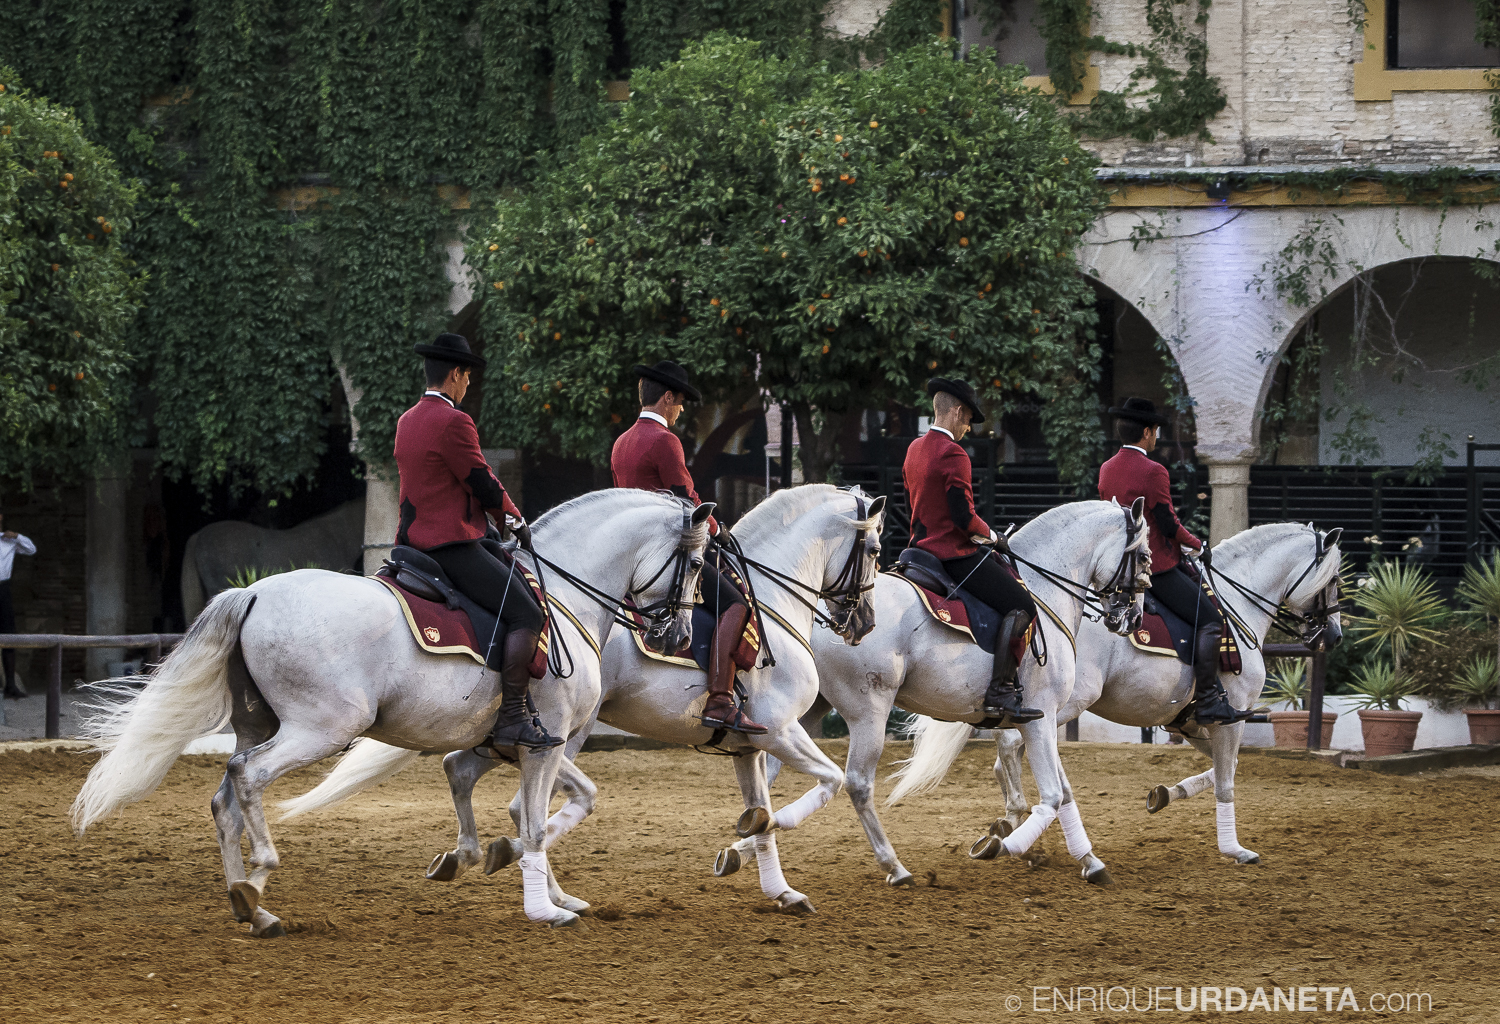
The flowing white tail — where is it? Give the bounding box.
[71,587,258,834]
[277,739,420,820]
[885,717,974,806]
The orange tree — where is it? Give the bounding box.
[0,68,143,484]
[473,36,1106,482]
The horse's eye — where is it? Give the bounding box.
[690,557,703,571]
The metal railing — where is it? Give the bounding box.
[0,634,183,738]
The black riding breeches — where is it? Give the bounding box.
[941,550,1037,620]
[0,580,14,686]
[1149,566,1223,630]
[426,541,546,634]
[700,545,749,619]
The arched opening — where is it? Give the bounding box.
[1253,256,1500,577]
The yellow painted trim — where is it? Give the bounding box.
[631,626,701,668]
[885,572,978,643]
[547,595,600,660]
[1030,593,1076,654]
[756,603,814,657]
[374,576,486,664]
[1104,178,1500,208]
[1126,631,1178,657]
[1022,64,1100,107]
[1353,2,1499,101]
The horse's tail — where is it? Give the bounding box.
[71,587,256,835]
[885,716,974,806]
[277,739,420,820]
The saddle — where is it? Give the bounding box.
[1128,567,1242,674]
[628,561,761,672]
[889,548,1024,657]
[373,544,548,678]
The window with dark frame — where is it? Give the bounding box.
[956,0,1048,77]
[1386,0,1499,69]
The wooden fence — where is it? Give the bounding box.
[0,634,183,737]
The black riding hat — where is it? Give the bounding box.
[925,377,985,424]
[414,332,486,369]
[632,360,702,402]
[1108,397,1171,428]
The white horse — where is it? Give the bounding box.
[71,490,711,934]
[721,498,1151,889]
[989,522,1344,867]
[282,485,886,914]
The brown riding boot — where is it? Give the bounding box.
[483,629,563,751]
[700,603,767,734]
[979,610,1043,724]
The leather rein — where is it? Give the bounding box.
[1004,504,1151,624]
[1202,527,1344,652]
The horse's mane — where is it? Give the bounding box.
[1016,500,1125,540]
[732,485,879,547]
[532,487,688,531]
[1214,521,1340,594]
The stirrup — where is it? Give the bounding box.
[485,716,564,751]
[1189,689,1253,725]
[701,704,769,735]
[980,684,1043,724]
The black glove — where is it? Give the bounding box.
[990,532,1011,555]
[515,522,533,550]
[1198,545,1212,568]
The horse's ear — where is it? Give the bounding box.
[691,503,715,527]
[1129,495,1145,521]
[1324,527,1343,550]
[868,495,887,520]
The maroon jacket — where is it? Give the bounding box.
[611,415,718,534]
[902,428,989,561]
[393,393,521,550]
[1097,445,1200,572]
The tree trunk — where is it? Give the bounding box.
[336,359,400,575]
[790,402,844,485]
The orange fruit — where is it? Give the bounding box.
[102,224,111,233]
[985,283,993,292]
[553,331,561,340]
[489,243,498,251]
[51,263,59,271]
[781,252,788,258]
[954,211,964,221]
[834,134,843,142]
[543,403,551,411]
[86,233,95,240]
[1032,308,1040,315]
[586,238,594,245]
[735,327,743,336]
[554,380,562,390]
[811,184,821,193]
[808,304,817,313]
[918,107,926,114]
[821,344,830,354]
[720,310,728,318]
[521,383,531,391]
[1,127,9,135]
[839,174,849,182]
[821,292,830,298]
[63,173,73,181]
[58,180,68,188]
[837,216,847,225]
[869,120,878,128]
[49,383,56,391]
[927,360,937,369]
[75,372,84,380]
[494,281,504,289]
[710,298,720,306]
[993,378,1002,388]
[958,238,968,247]
[858,250,868,258]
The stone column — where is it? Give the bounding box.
[362,466,401,576]
[1203,458,1254,547]
[85,461,130,679]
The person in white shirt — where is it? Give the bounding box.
[0,513,37,698]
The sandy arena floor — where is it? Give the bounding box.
[1,741,1496,1023]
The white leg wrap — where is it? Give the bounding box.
[1001,803,1058,857]
[754,834,791,899]
[772,787,831,831]
[1215,801,1246,857]
[1175,769,1214,801]
[1057,801,1092,860]
[544,802,589,849]
[519,851,566,922]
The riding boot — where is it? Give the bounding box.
[483,629,563,751]
[979,610,1044,724]
[700,603,768,734]
[1189,623,1251,725]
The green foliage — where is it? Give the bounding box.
[472,37,1107,481]
[0,68,145,484]
[227,561,323,588]
[1458,550,1500,667]
[1347,658,1419,711]
[1350,560,1446,676]
[1263,657,1310,711]
[1449,654,1499,710]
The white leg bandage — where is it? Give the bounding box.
[1175,769,1214,801]
[1057,801,1092,860]
[519,851,565,922]
[544,802,589,849]
[772,787,831,831]
[754,834,791,899]
[1215,801,1245,857]
[1001,803,1059,857]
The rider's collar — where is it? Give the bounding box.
[929,425,955,441]
[638,410,669,428]
[424,390,456,409]
[1121,444,1149,457]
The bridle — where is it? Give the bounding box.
[1005,503,1151,626]
[724,490,881,649]
[1202,527,1344,652]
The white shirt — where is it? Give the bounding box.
[0,532,36,582]
[638,410,669,428]
[1122,444,1149,457]
[929,425,955,441]
[424,389,456,408]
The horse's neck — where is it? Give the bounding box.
[530,512,657,642]
[1215,534,1308,642]
[1010,528,1094,629]
[739,510,834,640]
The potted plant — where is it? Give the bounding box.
[1349,660,1423,756]
[1262,658,1337,748]
[1450,655,1500,745]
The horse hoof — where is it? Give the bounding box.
[988,818,1014,839]
[886,870,914,888]
[1146,785,1170,814]
[776,892,816,915]
[1237,851,1261,865]
[485,837,522,875]
[968,834,1002,861]
[1085,866,1114,886]
[548,910,582,929]
[426,851,460,882]
[736,806,772,838]
[254,919,287,939]
[713,848,742,877]
[555,893,591,914]
[228,881,260,924]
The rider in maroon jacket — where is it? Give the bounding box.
[393,333,560,750]
[1097,398,1249,724]
[903,378,1041,724]
[611,361,765,735]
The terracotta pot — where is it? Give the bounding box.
[1357,708,1423,757]
[1465,709,1500,746]
[1268,710,1338,749]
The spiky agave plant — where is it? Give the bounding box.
[1349,560,1445,678]
[1348,659,1421,711]
[1457,551,1500,672]
[1451,654,1499,711]
[1261,658,1310,711]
